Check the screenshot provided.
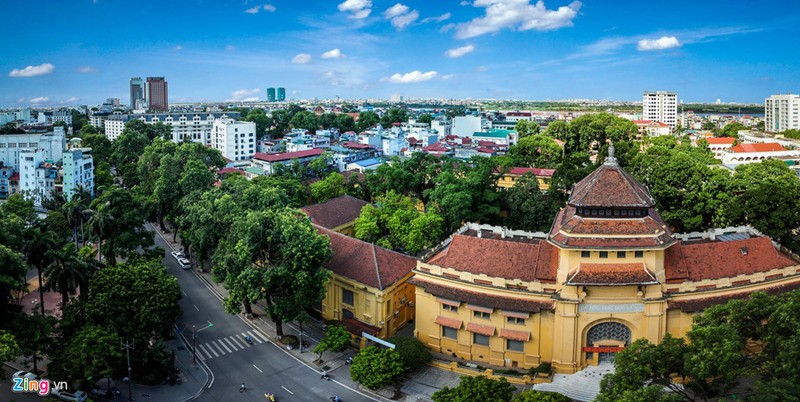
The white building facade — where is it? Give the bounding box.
[643,91,677,127]
[0,128,65,171]
[211,118,256,161]
[104,112,242,144]
[765,94,800,133]
[62,147,94,201]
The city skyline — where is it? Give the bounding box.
[2,0,799,107]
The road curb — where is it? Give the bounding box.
[173,323,215,401]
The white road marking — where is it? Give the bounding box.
[197,343,214,359]
[281,386,293,395]
[229,336,246,349]
[253,364,263,373]
[182,291,187,296]
[202,343,219,357]
[251,330,270,343]
[222,337,239,351]
[211,340,229,354]
[193,304,199,311]
[245,331,264,344]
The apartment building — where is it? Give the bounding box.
[103,112,241,143]
[642,91,677,128]
[211,118,256,161]
[0,127,65,171]
[765,94,800,133]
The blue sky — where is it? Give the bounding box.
[2,0,799,107]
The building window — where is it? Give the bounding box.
[599,251,608,258]
[581,250,590,258]
[342,289,354,306]
[473,311,490,319]
[443,304,458,312]
[635,251,644,258]
[617,251,626,258]
[473,333,490,346]
[506,339,524,352]
[342,309,354,319]
[507,317,525,325]
[443,327,457,339]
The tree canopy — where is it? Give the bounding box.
[432,375,516,402]
[350,346,405,389]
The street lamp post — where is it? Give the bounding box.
[122,339,134,402]
[192,325,197,365]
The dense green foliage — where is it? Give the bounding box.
[350,346,405,389]
[596,290,800,402]
[354,191,445,254]
[432,375,516,402]
[513,390,572,402]
[387,336,432,370]
[313,324,351,361]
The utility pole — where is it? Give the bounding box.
[122,339,134,402]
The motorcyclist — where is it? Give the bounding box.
[240,382,246,393]
[245,335,254,344]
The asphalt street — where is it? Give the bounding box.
[153,228,368,402]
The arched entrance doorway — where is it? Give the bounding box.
[584,322,631,365]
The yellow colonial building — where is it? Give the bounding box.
[303,195,417,339]
[412,147,800,373]
[496,167,556,191]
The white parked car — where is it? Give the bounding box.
[52,390,88,402]
[178,257,191,270]
[171,250,185,261]
[12,370,38,381]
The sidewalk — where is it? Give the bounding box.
[133,336,210,402]
[152,223,463,401]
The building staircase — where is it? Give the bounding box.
[532,363,615,401]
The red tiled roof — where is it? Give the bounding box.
[253,148,324,162]
[667,280,800,312]
[409,278,554,313]
[567,262,657,285]
[342,317,380,336]
[705,137,736,145]
[633,120,669,127]
[218,167,243,175]
[341,141,374,150]
[506,112,532,117]
[466,322,495,336]
[341,169,366,183]
[549,206,675,249]
[314,224,416,290]
[408,137,419,145]
[9,173,19,181]
[499,328,530,341]
[569,160,654,208]
[423,144,450,153]
[508,167,556,177]
[476,147,496,154]
[301,195,370,230]
[664,237,796,282]
[435,316,462,329]
[426,233,557,282]
[730,143,784,153]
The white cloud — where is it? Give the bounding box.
[17,98,25,103]
[460,1,471,5]
[383,3,418,30]
[383,3,409,18]
[422,12,451,24]
[445,44,475,58]
[29,97,50,104]
[338,0,372,19]
[475,65,489,72]
[637,36,681,51]
[64,97,80,103]
[456,0,582,39]
[383,70,438,83]
[173,45,183,51]
[228,88,261,101]
[292,53,312,64]
[441,74,455,80]
[321,48,345,59]
[441,23,456,32]
[245,4,275,14]
[76,66,95,73]
[9,63,55,77]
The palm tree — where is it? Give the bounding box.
[86,206,112,264]
[44,243,86,308]
[62,200,80,246]
[24,227,60,316]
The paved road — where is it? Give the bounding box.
[153,228,367,402]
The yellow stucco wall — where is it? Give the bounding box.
[497,174,551,191]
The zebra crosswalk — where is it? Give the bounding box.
[194,330,269,360]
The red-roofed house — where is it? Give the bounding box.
[411,144,800,374]
[252,148,325,175]
[632,119,671,137]
[497,167,556,191]
[301,195,369,237]
[722,141,800,165]
[702,137,736,158]
[314,224,418,339]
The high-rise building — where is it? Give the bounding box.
[129,77,144,109]
[146,77,168,111]
[277,87,286,101]
[642,91,677,128]
[267,87,276,102]
[62,144,94,201]
[212,118,256,161]
[765,94,800,133]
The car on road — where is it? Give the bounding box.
[171,250,185,261]
[52,389,88,402]
[178,257,191,270]
[12,370,38,381]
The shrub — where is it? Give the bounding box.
[350,346,404,389]
[388,336,431,370]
